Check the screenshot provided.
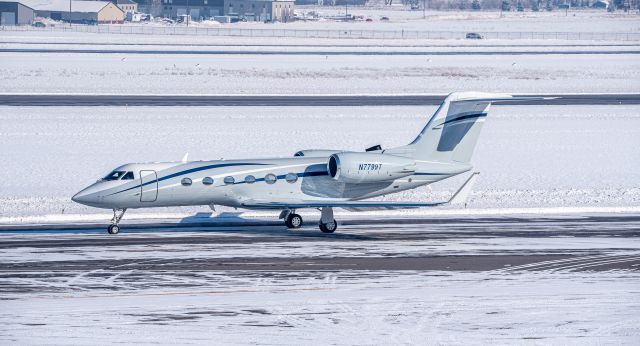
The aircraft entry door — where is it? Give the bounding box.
[139,170,158,202]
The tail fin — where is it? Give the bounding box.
[401,92,516,163]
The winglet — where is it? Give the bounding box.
[448,172,479,206]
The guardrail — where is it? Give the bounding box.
[2,24,640,41]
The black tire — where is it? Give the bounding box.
[286,213,303,229]
[319,220,337,233]
[107,225,120,235]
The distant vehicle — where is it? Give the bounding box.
[465,32,484,39]
[71,92,545,235]
[380,16,390,20]
[162,18,175,24]
[177,14,191,23]
[80,19,97,25]
[140,13,153,22]
[365,18,373,22]
[32,21,46,27]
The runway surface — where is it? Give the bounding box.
[2,214,639,291]
[2,93,639,106]
[2,213,640,343]
[3,48,640,55]
[4,41,639,48]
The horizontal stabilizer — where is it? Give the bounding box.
[448,172,479,205]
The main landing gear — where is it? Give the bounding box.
[285,212,303,229]
[280,207,338,233]
[319,206,337,233]
[108,208,127,235]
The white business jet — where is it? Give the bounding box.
[72,92,524,234]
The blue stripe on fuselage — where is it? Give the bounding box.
[108,162,269,196]
[233,170,328,185]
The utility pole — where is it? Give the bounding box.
[345,1,348,19]
[69,0,71,26]
[423,0,426,18]
[187,0,190,26]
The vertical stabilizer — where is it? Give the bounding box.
[398,92,513,163]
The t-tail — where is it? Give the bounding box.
[388,92,540,164]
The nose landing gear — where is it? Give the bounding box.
[108,208,127,234]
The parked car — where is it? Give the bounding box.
[365,18,373,22]
[380,16,389,21]
[32,21,46,27]
[465,32,484,39]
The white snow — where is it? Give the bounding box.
[1,51,638,94]
[1,270,639,345]
[0,105,639,219]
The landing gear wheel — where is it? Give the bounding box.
[107,224,120,235]
[107,208,126,235]
[319,220,337,233]
[285,213,303,229]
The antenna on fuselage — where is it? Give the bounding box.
[181,153,189,163]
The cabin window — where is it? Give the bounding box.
[202,177,214,185]
[224,176,235,184]
[245,175,256,184]
[104,171,126,181]
[264,173,277,184]
[285,173,298,183]
[181,177,192,186]
[122,171,135,180]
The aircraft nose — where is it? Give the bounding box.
[71,190,91,205]
[72,185,101,206]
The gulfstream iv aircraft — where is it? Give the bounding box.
[73,92,526,234]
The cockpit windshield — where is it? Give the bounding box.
[103,171,135,181]
[104,171,126,181]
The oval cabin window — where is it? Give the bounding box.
[264,173,277,184]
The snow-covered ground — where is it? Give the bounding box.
[1,105,639,219]
[2,270,639,345]
[1,51,639,94]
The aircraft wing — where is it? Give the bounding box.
[242,172,479,211]
[242,200,445,211]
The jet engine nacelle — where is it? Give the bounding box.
[328,152,416,183]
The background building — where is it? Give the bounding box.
[134,0,224,19]
[19,0,125,23]
[223,0,293,21]
[0,1,35,24]
[115,0,137,13]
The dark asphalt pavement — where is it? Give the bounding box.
[1,94,639,106]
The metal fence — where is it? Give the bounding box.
[2,24,640,41]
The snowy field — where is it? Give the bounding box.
[1,52,639,94]
[2,12,640,344]
[2,270,638,345]
[1,104,639,220]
